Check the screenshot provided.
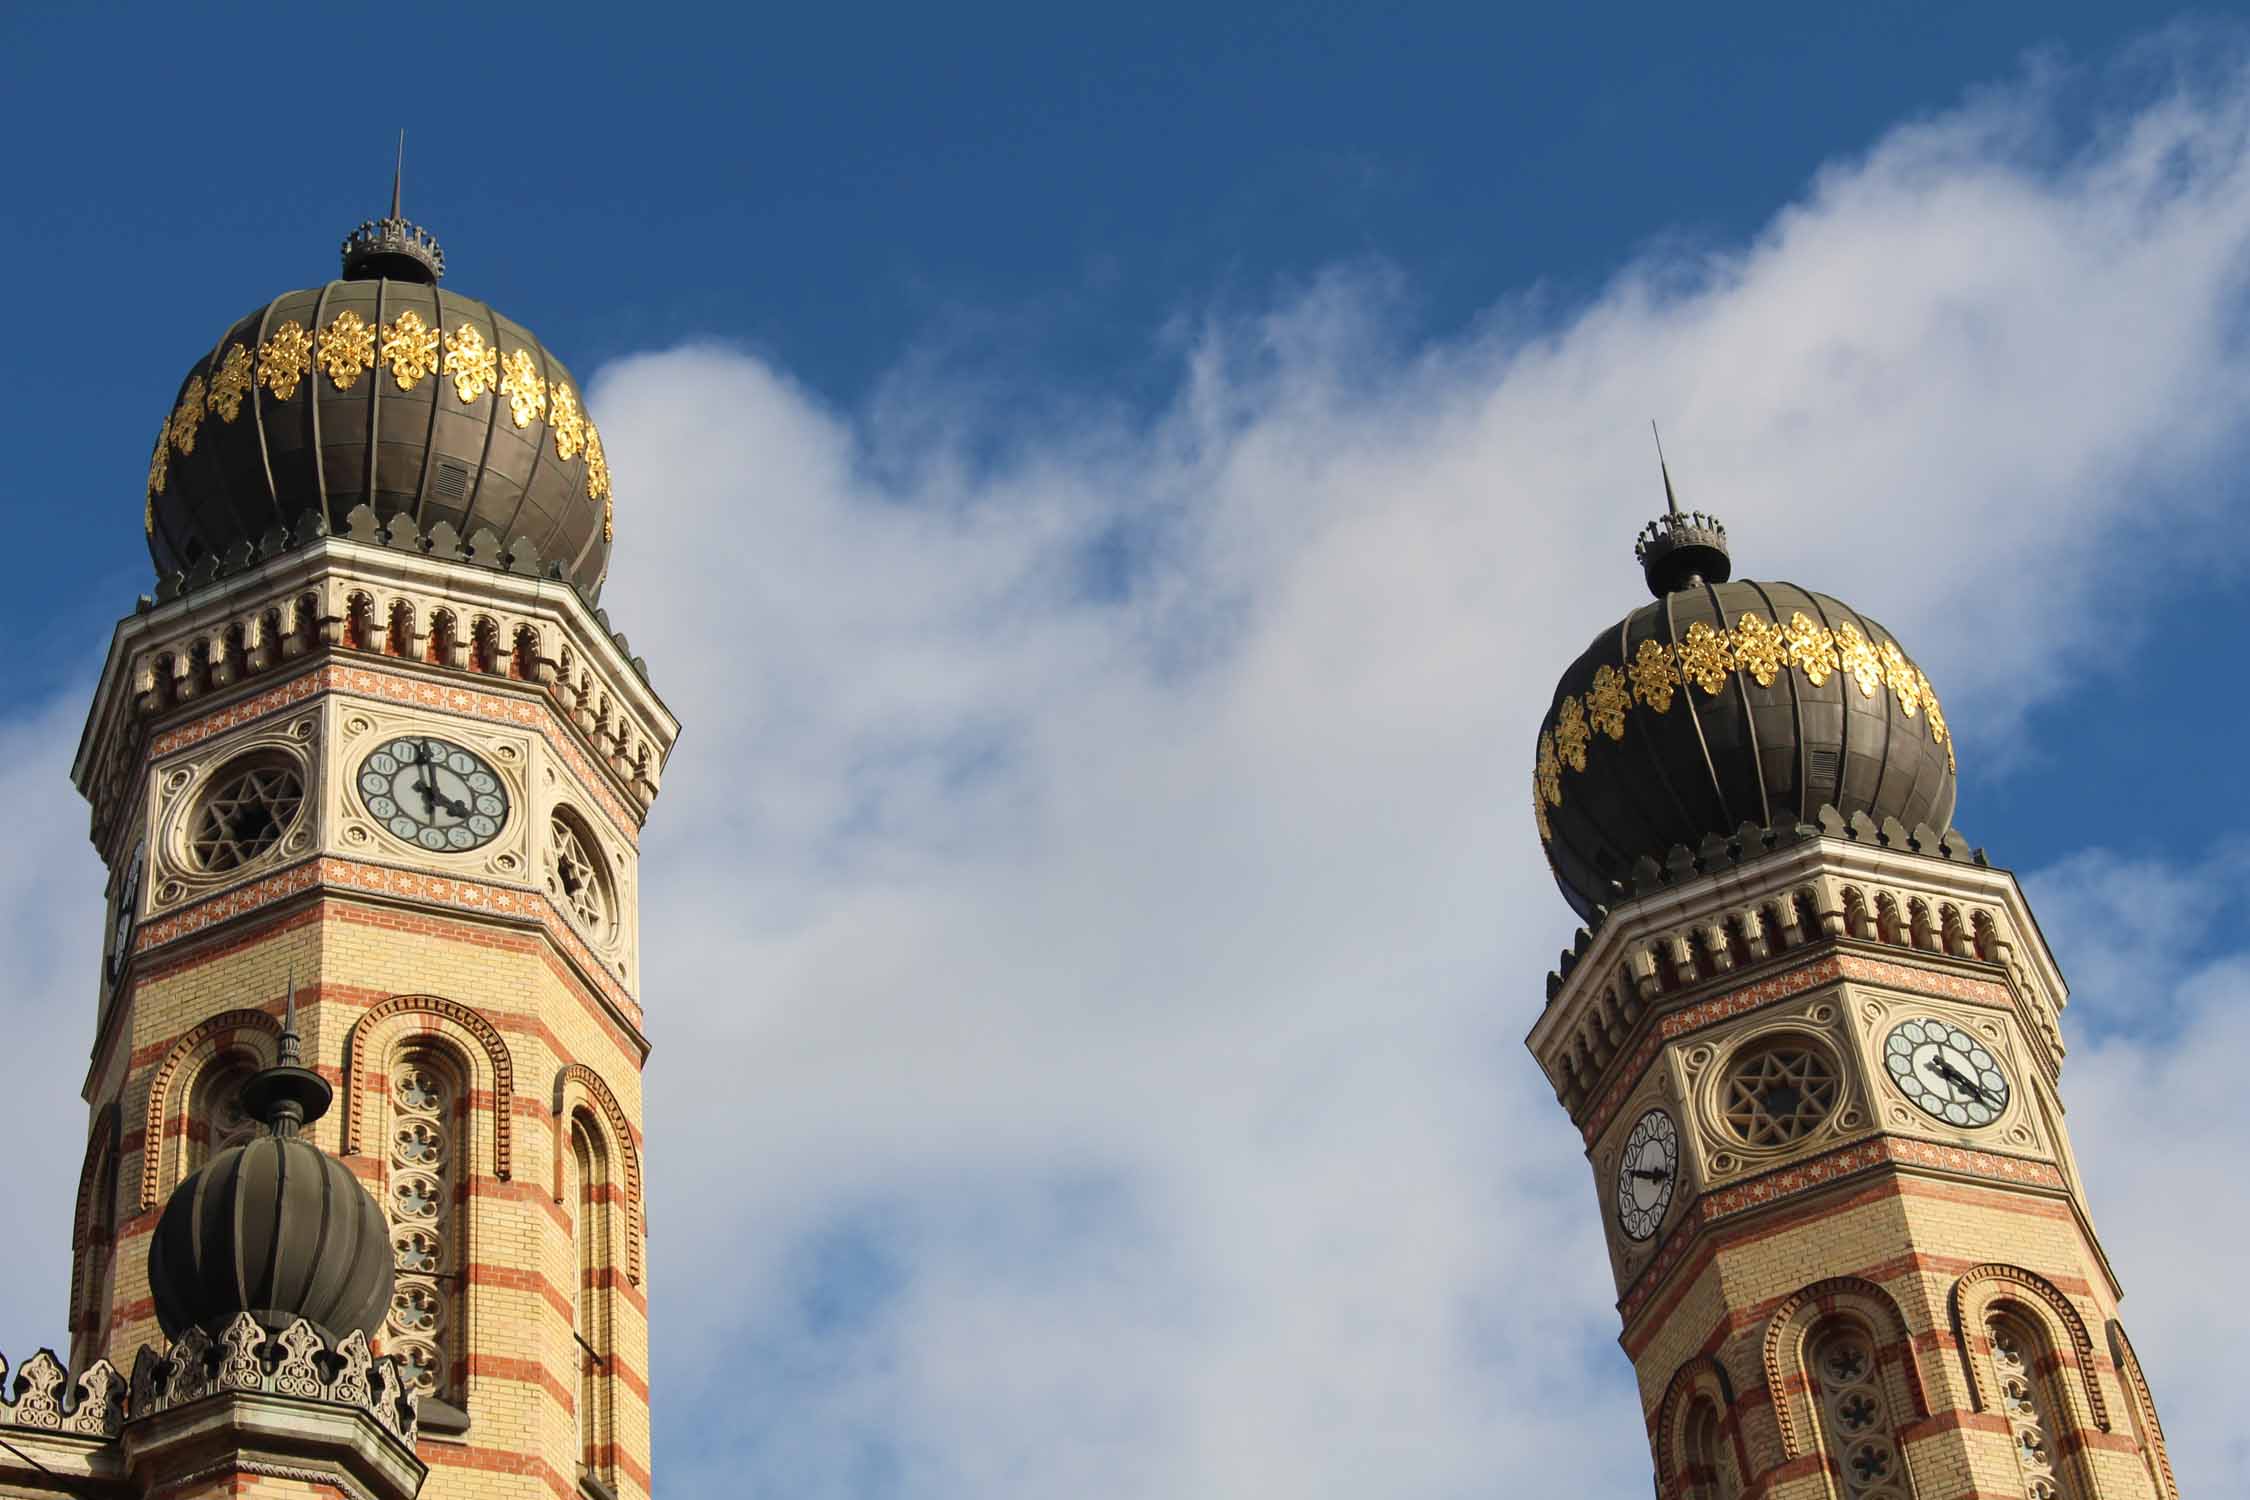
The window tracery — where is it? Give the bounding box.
[188,1057,260,1172]
[189,757,304,872]
[1988,1314,2080,1500]
[1719,1039,1839,1147]
[1809,1325,1910,1498]
[383,1053,461,1406]
[545,810,611,940]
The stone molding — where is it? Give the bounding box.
[137,1008,281,1211]
[553,1063,644,1284]
[344,994,516,1180]
[2107,1318,2178,1500]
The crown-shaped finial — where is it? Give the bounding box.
[341,132,445,284]
[1634,424,1731,596]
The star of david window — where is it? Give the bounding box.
[1718,1039,1840,1147]
[189,757,304,872]
[545,811,612,939]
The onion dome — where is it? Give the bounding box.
[1533,460,1957,921]
[147,986,394,1344]
[143,185,614,599]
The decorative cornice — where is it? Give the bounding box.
[0,1347,124,1437]
[126,1312,418,1447]
[133,853,640,1023]
[1619,1135,2069,1325]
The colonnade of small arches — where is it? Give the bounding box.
[1656,1267,2177,1500]
[1545,879,2037,1114]
[118,583,660,811]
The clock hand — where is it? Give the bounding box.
[1930,1056,1994,1105]
[1628,1167,1672,1183]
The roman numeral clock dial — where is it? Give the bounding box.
[357,736,511,853]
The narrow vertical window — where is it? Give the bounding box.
[1988,1314,2079,1500]
[385,1053,461,1413]
[188,1056,259,1173]
[571,1116,615,1490]
[1683,1397,1736,1500]
[1809,1325,1909,1497]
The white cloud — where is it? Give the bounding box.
[1,31,2247,1500]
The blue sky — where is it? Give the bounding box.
[6,6,2250,1497]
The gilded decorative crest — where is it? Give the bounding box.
[549,381,585,460]
[1834,621,1882,698]
[147,421,170,502]
[1555,696,1589,772]
[584,422,614,539]
[1782,611,1837,687]
[169,375,206,456]
[1628,637,1678,714]
[443,323,498,404]
[380,309,441,392]
[498,347,547,428]
[1586,665,1628,741]
[1677,620,1733,696]
[1878,638,1920,717]
[1729,610,1784,687]
[318,309,377,390]
[1535,731,1562,812]
[1918,670,1947,746]
[258,320,313,402]
[206,344,253,423]
[1532,776,1552,841]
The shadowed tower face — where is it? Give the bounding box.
[1525,479,2178,1499]
[71,194,678,1500]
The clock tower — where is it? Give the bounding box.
[1526,486,2176,1498]
[66,202,677,1500]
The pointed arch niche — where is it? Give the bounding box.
[137,1007,282,1211]
[1654,1353,1746,1500]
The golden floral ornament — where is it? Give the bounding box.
[258,321,313,402]
[549,381,585,460]
[1555,696,1589,772]
[1918,670,1947,745]
[318,310,376,391]
[1535,730,1562,813]
[1783,610,1837,687]
[380,309,441,392]
[1879,638,1920,717]
[1729,610,1784,687]
[169,375,206,456]
[584,422,614,539]
[1532,775,1552,841]
[1629,637,1679,713]
[443,322,498,404]
[1586,665,1628,741]
[1834,621,1882,699]
[146,420,169,503]
[206,344,253,424]
[498,347,547,428]
[1677,619,1734,696]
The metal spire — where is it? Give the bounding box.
[279,970,302,1066]
[1652,420,1681,519]
[391,130,404,221]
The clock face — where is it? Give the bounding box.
[108,839,144,981]
[1614,1108,1679,1242]
[357,735,511,853]
[1883,1015,2010,1128]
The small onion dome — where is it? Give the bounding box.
[145,213,614,599]
[147,992,393,1344]
[1534,498,1957,922]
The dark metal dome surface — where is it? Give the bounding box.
[144,217,613,598]
[146,999,394,1344]
[1535,560,1957,922]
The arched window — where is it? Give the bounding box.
[568,1112,618,1491]
[382,1048,468,1422]
[187,1054,260,1172]
[1683,1397,1737,1500]
[1987,1312,2081,1500]
[1808,1322,1912,1497]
